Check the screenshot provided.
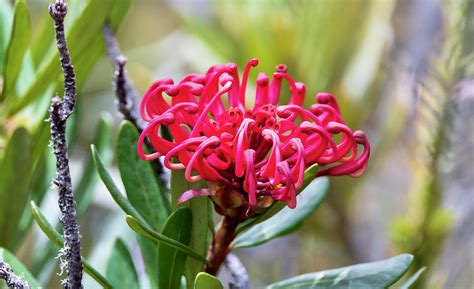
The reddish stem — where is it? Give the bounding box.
[205,215,240,275]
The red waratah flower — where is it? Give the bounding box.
[138,59,370,210]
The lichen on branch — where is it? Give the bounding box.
[48,1,83,288]
[0,260,30,289]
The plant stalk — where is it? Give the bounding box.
[204,215,240,276]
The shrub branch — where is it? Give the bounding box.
[49,1,83,288]
[0,260,30,289]
[102,25,165,178]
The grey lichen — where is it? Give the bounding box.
[0,260,30,289]
[48,0,83,288]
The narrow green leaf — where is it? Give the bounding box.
[106,239,139,289]
[30,9,54,68]
[76,114,113,216]
[158,208,193,289]
[116,121,169,229]
[125,215,208,265]
[184,197,209,289]
[0,247,40,289]
[194,272,223,289]
[1,0,31,99]
[30,201,63,246]
[116,121,169,289]
[170,169,206,211]
[170,169,209,289]
[30,201,113,289]
[237,164,319,233]
[82,260,113,289]
[265,254,414,289]
[6,0,115,115]
[400,267,426,289]
[91,145,149,226]
[108,0,132,29]
[0,127,31,249]
[233,177,328,249]
[137,237,159,289]
[13,153,52,245]
[0,0,13,74]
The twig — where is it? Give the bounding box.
[0,260,30,289]
[114,55,145,129]
[49,1,83,288]
[103,25,144,130]
[102,24,165,178]
[224,253,249,289]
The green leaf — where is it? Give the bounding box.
[0,247,40,289]
[400,267,426,289]
[158,207,193,289]
[194,272,223,289]
[116,121,169,230]
[237,164,319,233]
[170,169,209,289]
[108,0,132,29]
[30,9,54,68]
[91,145,149,226]
[106,239,139,289]
[30,201,113,289]
[30,201,63,247]
[184,197,209,289]
[265,254,414,289]
[6,0,115,115]
[1,0,31,100]
[0,127,31,249]
[125,215,208,265]
[76,114,113,216]
[116,121,168,289]
[137,237,159,289]
[233,177,328,249]
[93,142,164,288]
[0,0,13,74]
[170,168,207,211]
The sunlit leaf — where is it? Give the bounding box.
[7,0,115,115]
[233,177,328,248]
[194,272,223,289]
[1,0,31,100]
[265,254,414,289]
[0,0,13,74]
[108,0,132,29]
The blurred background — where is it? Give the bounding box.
[1,0,473,288]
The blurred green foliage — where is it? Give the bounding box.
[0,0,472,288]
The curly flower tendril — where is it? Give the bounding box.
[138,59,370,209]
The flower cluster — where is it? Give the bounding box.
[138,59,370,209]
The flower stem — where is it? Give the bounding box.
[205,215,240,275]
